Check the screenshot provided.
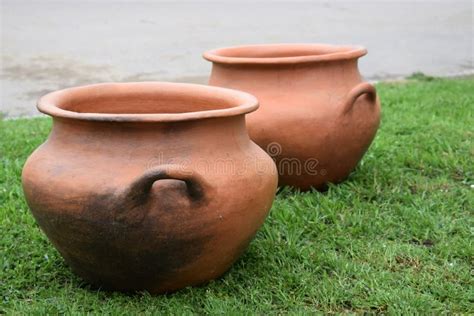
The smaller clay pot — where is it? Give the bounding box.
[22,82,278,294]
[204,43,381,190]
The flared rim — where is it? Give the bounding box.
[37,82,259,122]
[203,43,367,65]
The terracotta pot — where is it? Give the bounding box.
[204,44,381,190]
[22,82,277,294]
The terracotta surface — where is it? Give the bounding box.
[204,44,381,190]
[22,82,278,294]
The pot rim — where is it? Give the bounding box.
[203,43,367,65]
[37,82,259,122]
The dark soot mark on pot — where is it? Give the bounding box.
[29,183,213,291]
[185,179,206,202]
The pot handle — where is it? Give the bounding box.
[341,82,377,114]
[121,164,209,208]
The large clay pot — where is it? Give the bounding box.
[204,44,381,190]
[22,82,277,294]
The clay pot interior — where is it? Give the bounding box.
[39,82,257,118]
[204,43,367,63]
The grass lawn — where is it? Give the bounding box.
[1,77,473,314]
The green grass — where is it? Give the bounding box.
[1,77,473,314]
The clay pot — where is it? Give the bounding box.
[204,44,381,190]
[22,82,277,294]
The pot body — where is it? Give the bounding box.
[22,115,277,293]
[208,59,381,190]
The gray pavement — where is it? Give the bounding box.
[1,0,472,118]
